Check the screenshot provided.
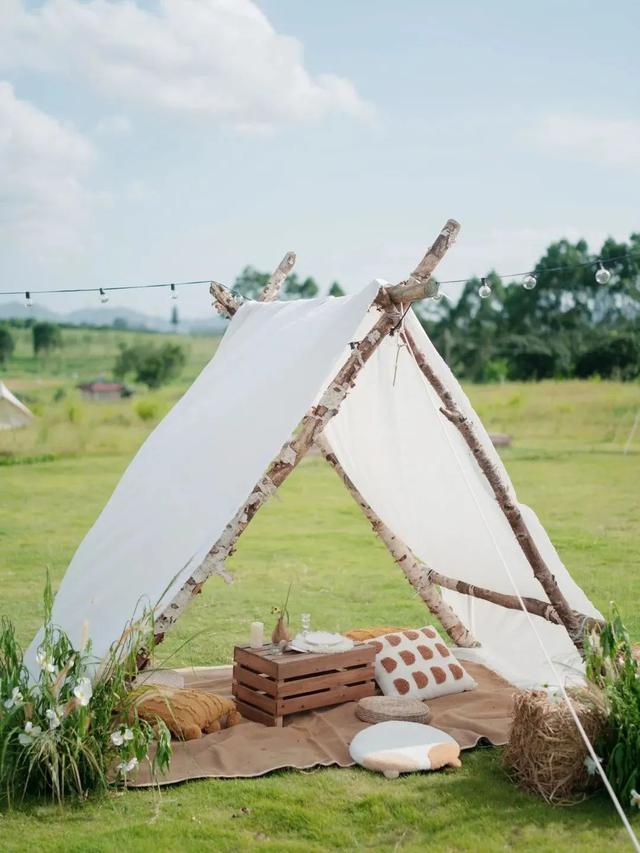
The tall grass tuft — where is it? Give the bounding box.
[584,606,640,806]
[0,577,171,806]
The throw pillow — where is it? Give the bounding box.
[367,626,477,700]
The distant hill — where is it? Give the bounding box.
[0,301,226,335]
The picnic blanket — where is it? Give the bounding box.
[129,661,514,786]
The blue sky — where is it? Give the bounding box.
[0,0,638,320]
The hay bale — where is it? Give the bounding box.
[502,688,606,804]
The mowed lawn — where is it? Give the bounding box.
[1,354,639,850]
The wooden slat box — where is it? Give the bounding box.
[232,644,376,727]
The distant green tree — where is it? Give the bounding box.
[233,266,270,299]
[283,273,319,300]
[328,281,345,297]
[32,322,62,356]
[114,342,186,389]
[0,325,15,365]
[171,305,179,329]
[575,332,640,380]
[113,317,128,330]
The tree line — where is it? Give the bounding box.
[416,234,640,382]
[2,234,638,383]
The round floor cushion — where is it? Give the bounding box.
[349,721,461,779]
[356,696,432,725]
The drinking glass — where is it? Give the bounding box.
[301,613,311,637]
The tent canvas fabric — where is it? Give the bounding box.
[0,381,33,430]
[27,282,601,688]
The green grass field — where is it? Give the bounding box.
[1,326,639,851]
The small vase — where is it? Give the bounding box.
[271,615,291,645]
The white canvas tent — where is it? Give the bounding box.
[27,221,602,688]
[0,381,34,430]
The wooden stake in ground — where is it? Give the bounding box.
[149,221,459,657]
[401,326,585,650]
[316,436,478,648]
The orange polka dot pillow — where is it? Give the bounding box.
[367,627,477,700]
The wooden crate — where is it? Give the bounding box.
[232,644,376,727]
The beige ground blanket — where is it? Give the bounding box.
[130,661,514,787]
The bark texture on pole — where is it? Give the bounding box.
[378,219,460,306]
[424,567,600,633]
[145,218,461,663]
[151,307,401,649]
[210,281,241,318]
[316,436,478,648]
[259,251,296,302]
[401,326,584,650]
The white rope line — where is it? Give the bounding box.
[404,328,640,850]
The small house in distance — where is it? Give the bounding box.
[76,381,132,402]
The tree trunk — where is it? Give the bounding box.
[316,436,478,648]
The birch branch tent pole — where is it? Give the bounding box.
[27,215,604,695]
[315,436,479,649]
[151,221,460,652]
[399,326,585,651]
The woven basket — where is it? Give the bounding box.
[356,696,432,725]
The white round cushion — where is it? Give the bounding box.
[349,721,461,779]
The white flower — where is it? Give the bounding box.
[631,789,640,809]
[35,650,56,674]
[117,756,139,775]
[3,686,23,710]
[584,755,602,776]
[45,707,62,730]
[111,726,134,748]
[18,721,42,746]
[72,677,93,707]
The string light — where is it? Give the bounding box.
[25,291,33,309]
[0,250,637,304]
[478,277,492,299]
[99,288,109,304]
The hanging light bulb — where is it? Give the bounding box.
[522,274,537,290]
[99,287,109,304]
[25,291,33,309]
[595,261,611,285]
[478,277,492,299]
[170,283,178,300]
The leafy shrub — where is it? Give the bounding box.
[32,323,63,356]
[575,333,640,380]
[0,579,171,805]
[585,607,640,806]
[134,398,159,422]
[114,342,186,389]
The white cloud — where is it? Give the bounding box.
[0,0,371,129]
[529,115,640,168]
[0,81,94,249]
[95,115,132,137]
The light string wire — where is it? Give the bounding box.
[1,250,639,302]
[403,323,640,851]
